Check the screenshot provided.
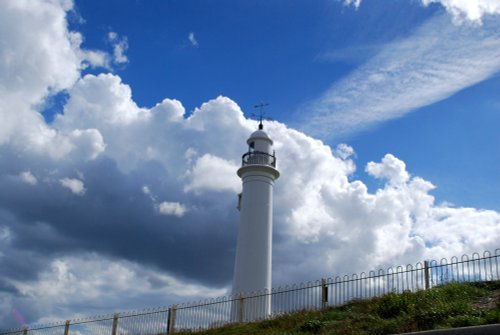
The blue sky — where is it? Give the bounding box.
[68,0,499,209]
[1,0,500,329]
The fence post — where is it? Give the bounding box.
[168,305,177,334]
[424,260,430,290]
[238,293,245,323]
[166,307,171,334]
[112,313,119,335]
[321,278,328,309]
[64,320,70,335]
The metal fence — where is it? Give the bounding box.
[2,249,499,334]
[241,151,276,168]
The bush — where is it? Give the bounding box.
[483,310,500,324]
[448,314,483,328]
[377,291,414,318]
[299,319,324,333]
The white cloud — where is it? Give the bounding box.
[188,32,198,47]
[59,178,86,195]
[1,0,499,327]
[143,185,187,217]
[157,201,187,217]
[184,154,240,193]
[19,171,38,185]
[0,226,10,242]
[7,66,497,317]
[82,49,110,68]
[0,0,80,145]
[301,13,500,139]
[342,0,361,9]
[68,128,106,160]
[142,185,152,195]
[366,154,410,186]
[0,0,109,161]
[108,31,129,64]
[0,0,81,103]
[8,255,227,322]
[334,143,355,160]
[69,31,110,69]
[422,0,500,23]
[341,0,500,23]
[58,73,148,127]
[4,78,500,325]
[273,140,500,282]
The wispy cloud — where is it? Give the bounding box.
[299,14,500,139]
[188,32,198,47]
[108,31,129,64]
[19,171,37,185]
[341,0,362,9]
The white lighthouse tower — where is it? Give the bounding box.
[232,117,280,321]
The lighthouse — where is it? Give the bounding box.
[232,119,280,321]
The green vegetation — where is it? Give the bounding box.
[177,281,500,335]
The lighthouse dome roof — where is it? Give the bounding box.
[247,129,273,145]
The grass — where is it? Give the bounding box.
[176,281,500,335]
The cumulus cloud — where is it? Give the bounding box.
[366,154,410,186]
[0,0,80,146]
[157,201,187,217]
[19,171,37,186]
[58,73,148,127]
[3,75,500,327]
[184,154,240,193]
[59,178,86,195]
[0,0,110,162]
[143,186,187,217]
[8,255,226,323]
[1,0,499,329]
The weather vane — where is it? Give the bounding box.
[251,102,272,129]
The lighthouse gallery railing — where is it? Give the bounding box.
[241,151,276,168]
[2,249,499,335]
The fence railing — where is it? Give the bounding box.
[2,249,499,334]
[241,151,276,168]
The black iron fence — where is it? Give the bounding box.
[2,249,499,334]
